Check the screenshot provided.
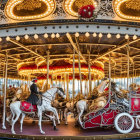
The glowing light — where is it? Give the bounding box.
[24,34,29,40]
[44,33,48,38]
[6,36,10,41]
[133,35,137,40]
[34,34,38,39]
[99,33,103,38]
[116,34,120,39]
[107,33,111,38]
[125,34,129,39]
[16,36,20,41]
[93,33,97,37]
[56,33,60,38]
[85,32,90,37]
[51,33,55,38]
[0,38,2,42]
[75,32,79,37]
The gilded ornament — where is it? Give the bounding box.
[125,0,140,11]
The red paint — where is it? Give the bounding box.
[20,101,37,112]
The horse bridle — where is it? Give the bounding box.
[41,88,61,104]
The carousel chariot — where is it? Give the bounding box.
[78,83,140,134]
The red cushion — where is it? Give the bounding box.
[20,101,37,112]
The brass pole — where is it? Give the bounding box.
[2,52,8,129]
[78,52,82,98]
[88,49,91,96]
[47,51,50,89]
[127,45,130,90]
[109,53,111,100]
[72,49,75,104]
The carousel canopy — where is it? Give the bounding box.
[0,0,139,80]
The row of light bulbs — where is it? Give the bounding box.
[0,33,138,42]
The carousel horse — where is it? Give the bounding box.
[6,87,66,134]
[63,79,109,125]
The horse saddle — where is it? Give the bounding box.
[20,101,37,112]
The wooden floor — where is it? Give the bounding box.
[0,115,140,140]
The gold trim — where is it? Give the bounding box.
[113,0,140,21]
[5,0,56,21]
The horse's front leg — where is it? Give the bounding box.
[48,107,60,124]
[38,107,45,134]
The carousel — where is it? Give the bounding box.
[0,0,140,139]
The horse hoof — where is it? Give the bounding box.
[2,126,6,129]
[12,131,16,134]
[53,126,58,131]
[41,131,45,134]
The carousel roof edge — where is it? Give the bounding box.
[0,19,140,29]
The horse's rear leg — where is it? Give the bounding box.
[11,112,20,134]
[20,113,25,132]
[64,108,68,125]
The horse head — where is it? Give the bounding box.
[97,78,109,94]
[57,87,66,99]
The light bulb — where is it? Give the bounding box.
[6,36,10,41]
[16,36,20,41]
[107,33,111,38]
[93,33,97,37]
[75,32,79,37]
[85,32,90,37]
[56,33,60,38]
[116,34,120,39]
[24,34,29,40]
[99,33,103,38]
[133,35,137,40]
[125,34,129,39]
[51,33,55,38]
[34,34,38,39]
[0,37,2,42]
[44,33,48,38]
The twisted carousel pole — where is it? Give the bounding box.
[46,51,50,89]
[2,52,8,129]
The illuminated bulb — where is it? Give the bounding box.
[24,34,29,39]
[0,37,2,42]
[85,32,90,37]
[16,36,20,41]
[44,33,48,38]
[56,33,60,38]
[133,35,137,40]
[6,36,10,41]
[75,32,79,37]
[99,33,103,38]
[107,33,111,38]
[34,34,38,39]
[93,33,97,37]
[125,34,129,39]
[51,33,55,38]
[116,34,120,39]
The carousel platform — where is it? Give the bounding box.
[0,115,140,140]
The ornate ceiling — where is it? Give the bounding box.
[5,0,56,20]
[0,0,139,24]
[113,0,140,21]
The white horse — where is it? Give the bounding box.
[64,79,109,125]
[6,87,66,134]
